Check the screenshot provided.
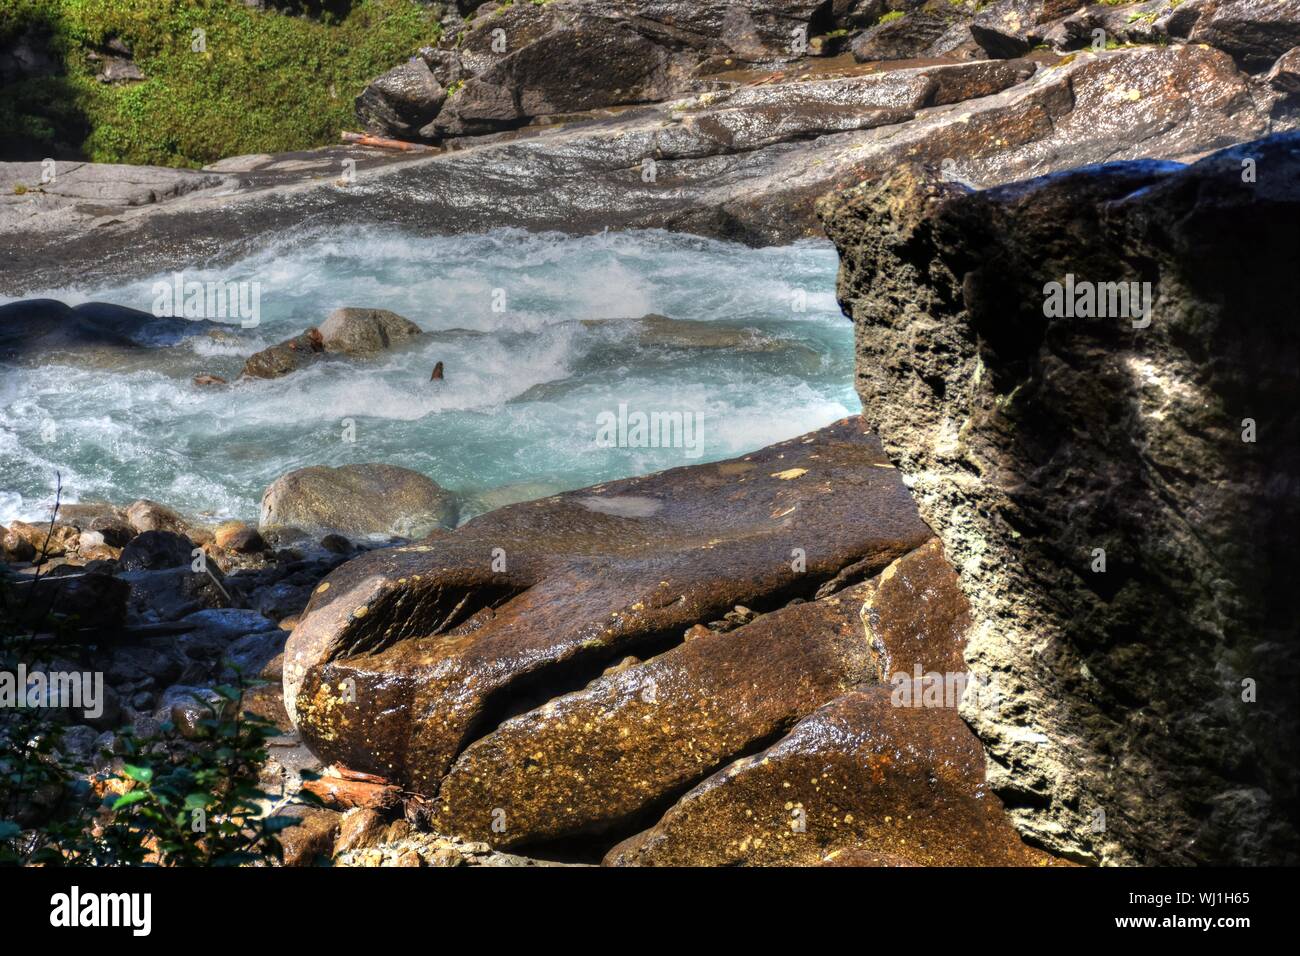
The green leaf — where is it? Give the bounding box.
[112,791,149,810]
[184,792,211,810]
[0,820,21,840]
[121,763,154,784]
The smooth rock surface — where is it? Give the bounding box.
[258,463,458,541]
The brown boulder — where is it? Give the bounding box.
[434,583,878,847]
[275,806,342,866]
[285,418,932,800]
[258,463,458,541]
[605,685,1062,867]
[125,498,188,535]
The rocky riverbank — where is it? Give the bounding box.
[4,1,1299,292]
[4,0,1298,868]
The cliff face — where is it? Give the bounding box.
[819,133,1300,865]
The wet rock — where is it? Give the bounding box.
[851,5,954,62]
[240,328,324,379]
[285,417,932,799]
[3,519,77,559]
[317,307,423,355]
[1266,45,1300,93]
[156,685,230,739]
[0,299,225,364]
[3,570,129,632]
[119,530,195,571]
[1,523,38,562]
[125,499,188,536]
[106,644,183,686]
[817,133,1300,864]
[258,463,458,541]
[223,629,287,680]
[237,682,293,734]
[213,520,265,554]
[859,538,970,678]
[275,805,341,866]
[435,583,878,847]
[121,566,230,622]
[606,685,1062,867]
[334,807,392,855]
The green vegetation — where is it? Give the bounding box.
[877,11,906,25]
[0,0,443,167]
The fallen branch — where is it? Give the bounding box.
[340,131,436,152]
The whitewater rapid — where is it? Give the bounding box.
[0,228,858,526]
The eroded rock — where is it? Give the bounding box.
[285,418,932,801]
[818,132,1300,865]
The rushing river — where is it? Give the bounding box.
[0,228,857,527]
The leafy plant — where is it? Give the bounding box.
[0,0,444,167]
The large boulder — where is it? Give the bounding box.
[258,463,458,541]
[355,59,447,138]
[284,418,933,804]
[817,133,1300,865]
[1192,0,1300,71]
[316,307,423,355]
[239,308,422,379]
[0,299,225,364]
[361,0,837,140]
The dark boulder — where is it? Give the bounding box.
[1193,0,1300,71]
[817,133,1300,865]
[119,530,196,571]
[355,59,447,138]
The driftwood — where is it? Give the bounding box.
[340,131,436,153]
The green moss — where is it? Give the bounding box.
[0,0,443,167]
[877,10,905,25]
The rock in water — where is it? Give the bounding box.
[258,463,458,541]
[317,307,423,355]
[818,132,1300,865]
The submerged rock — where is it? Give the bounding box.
[818,132,1300,865]
[239,307,423,379]
[258,462,458,541]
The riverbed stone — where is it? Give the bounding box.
[605,685,1064,867]
[317,307,423,355]
[258,463,458,541]
[434,582,878,847]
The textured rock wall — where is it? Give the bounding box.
[819,134,1300,864]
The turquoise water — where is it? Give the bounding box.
[0,228,857,526]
